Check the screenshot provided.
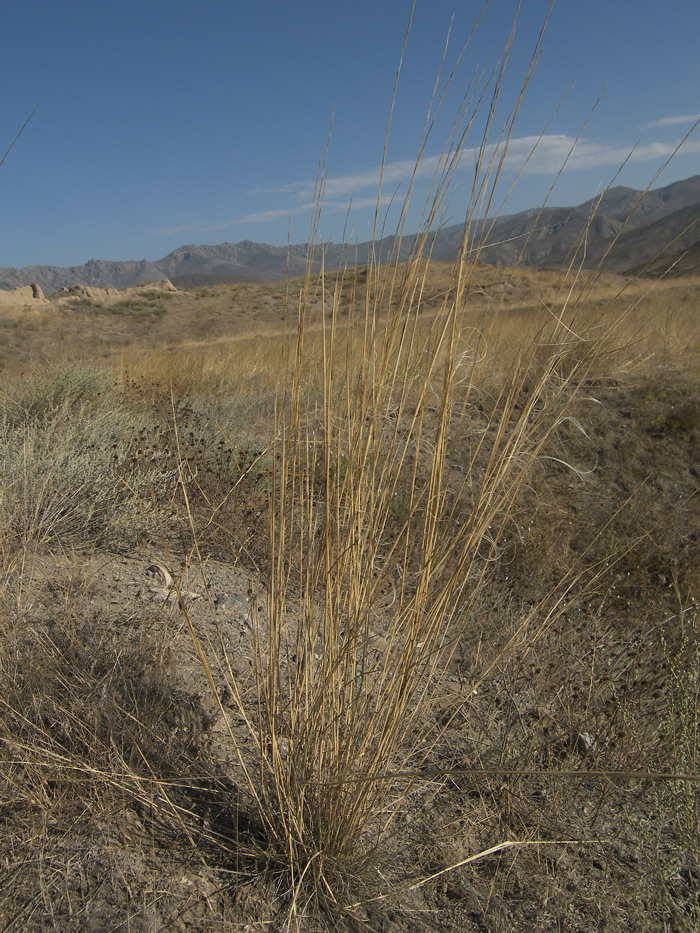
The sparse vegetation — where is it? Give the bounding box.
[2,272,699,932]
[1,14,699,933]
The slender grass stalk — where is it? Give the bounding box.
[144,6,700,921]
[239,9,623,894]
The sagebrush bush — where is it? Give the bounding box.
[0,376,178,547]
[3,361,118,424]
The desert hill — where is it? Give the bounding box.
[628,234,700,277]
[1,175,699,291]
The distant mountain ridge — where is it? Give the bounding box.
[2,176,699,292]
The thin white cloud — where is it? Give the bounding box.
[645,113,700,128]
[260,132,700,203]
[505,134,700,173]
[150,221,210,237]
[207,205,313,228]
[152,130,700,237]
[150,205,313,236]
[150,197,385,237]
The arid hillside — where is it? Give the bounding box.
[0,261,695,368]
[1,173,699,292]
[1,260,699,932]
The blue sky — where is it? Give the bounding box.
[1,0,699,269]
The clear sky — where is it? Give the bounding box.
[2,0,699,269]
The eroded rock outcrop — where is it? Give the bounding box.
[0,283,47,307]
[53,279,179,305]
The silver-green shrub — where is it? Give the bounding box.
[0,375,177,547]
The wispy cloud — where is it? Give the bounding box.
[506,134,700,173]
[645,113,700,128]
[150,206,312,237]
[149,221,210,237]
[262,132,700,201]
[152,130,700,237]
[150,197,383,237]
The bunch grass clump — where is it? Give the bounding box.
[254,264,607,887]
[177,12,645,914]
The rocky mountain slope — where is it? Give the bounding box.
[1,175,699,291]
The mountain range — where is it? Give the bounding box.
[2,175,699,292]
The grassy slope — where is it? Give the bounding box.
[1,265,699,931]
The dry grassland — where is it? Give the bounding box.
[0,258,699,931]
